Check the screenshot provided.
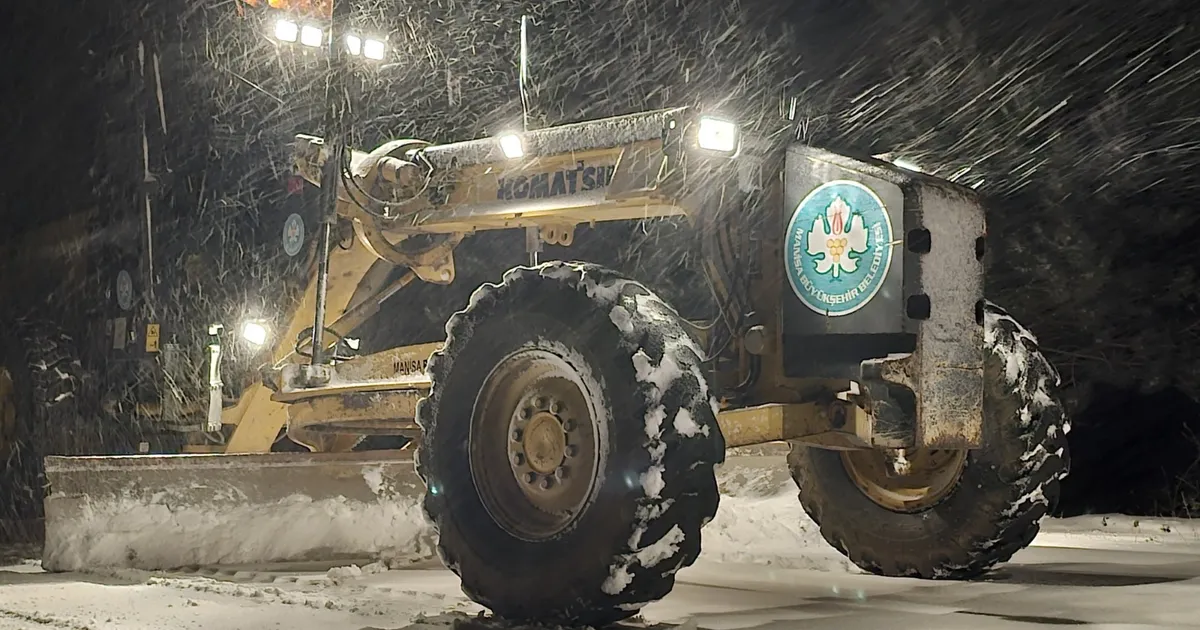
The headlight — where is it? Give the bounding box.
[241,321,270,347]
[346,34,362,56]
[274,19,299,43]
[697,116,739,154]
[300,24,324,48]
[498,134,525,159]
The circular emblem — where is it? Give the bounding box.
[116,270,134,311]
[282,213,305,257]
[784,180,894,316]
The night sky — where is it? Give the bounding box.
[3,0,1200,514]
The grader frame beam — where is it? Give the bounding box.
[718,402,871,450]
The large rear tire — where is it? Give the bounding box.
[788,302,1070,578]
[0,320,98,543]
[416,262,724,625]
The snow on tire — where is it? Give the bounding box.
[416,261,724,626]
[788,301,1070,579]
[0,319,94,542]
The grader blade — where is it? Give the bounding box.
[41,451,434,572]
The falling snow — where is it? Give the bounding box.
[4,0,1200,547]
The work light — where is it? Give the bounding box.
[274,19,299,42]
[697,116,739,154]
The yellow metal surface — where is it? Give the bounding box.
[272,342,438,404]
[222,243,383,452]
[294,136,687,239]
[274,374,429,402]
[222,384,292,452]
[287,390,422,435]
[842,448,968,513]
[260,342,439,439]
[389,341,442,377]
[333,341,440,383]
[717,402,870,450]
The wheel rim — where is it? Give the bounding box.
[0,367,16,456]
[841,447,967,513]
[469,348,602,541]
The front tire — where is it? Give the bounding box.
[789,302,1070,579]
[416,262,724,625]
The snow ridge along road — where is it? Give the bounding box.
[3,447,1200,629]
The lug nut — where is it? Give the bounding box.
[549,400,563,414]
[511,452,525,467]
[511,428,523,441]
[524,472,538,484]
[539,477,555,490]
[534,396,547,410]
[519,407,532,420]
[554,466,568,480]
[564,444,579,458]
[561,419,576,432]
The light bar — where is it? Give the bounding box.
[346,34,362,56]
[274,19,299,42]
[299,24,324,47]
[363,38,386,60]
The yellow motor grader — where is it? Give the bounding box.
[42,106,1069,626]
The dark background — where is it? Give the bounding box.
[2,0,1199,516]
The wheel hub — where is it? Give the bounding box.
[506,393,581,495]
[841,447,967,513]
[470,349,601,541]
[0,367,16,456]
[521,411,567,474]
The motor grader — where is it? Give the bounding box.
[39,103,1069,625]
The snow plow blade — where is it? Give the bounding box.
[41,450,435,572]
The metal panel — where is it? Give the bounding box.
[906,182,985,447]
[780,145,986,448]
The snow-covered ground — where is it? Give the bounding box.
[3,452,1199,629]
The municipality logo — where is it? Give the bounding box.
[282,213,305,257]
[785,180,893,316]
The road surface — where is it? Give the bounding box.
[1,508,1198,630]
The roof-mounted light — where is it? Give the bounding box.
[363,38,386,60]
[697,116,740,154]
[273,19,299,42]
[299,24,324,47]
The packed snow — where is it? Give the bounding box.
[4,450,1200,629]
[41,491,437,574]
